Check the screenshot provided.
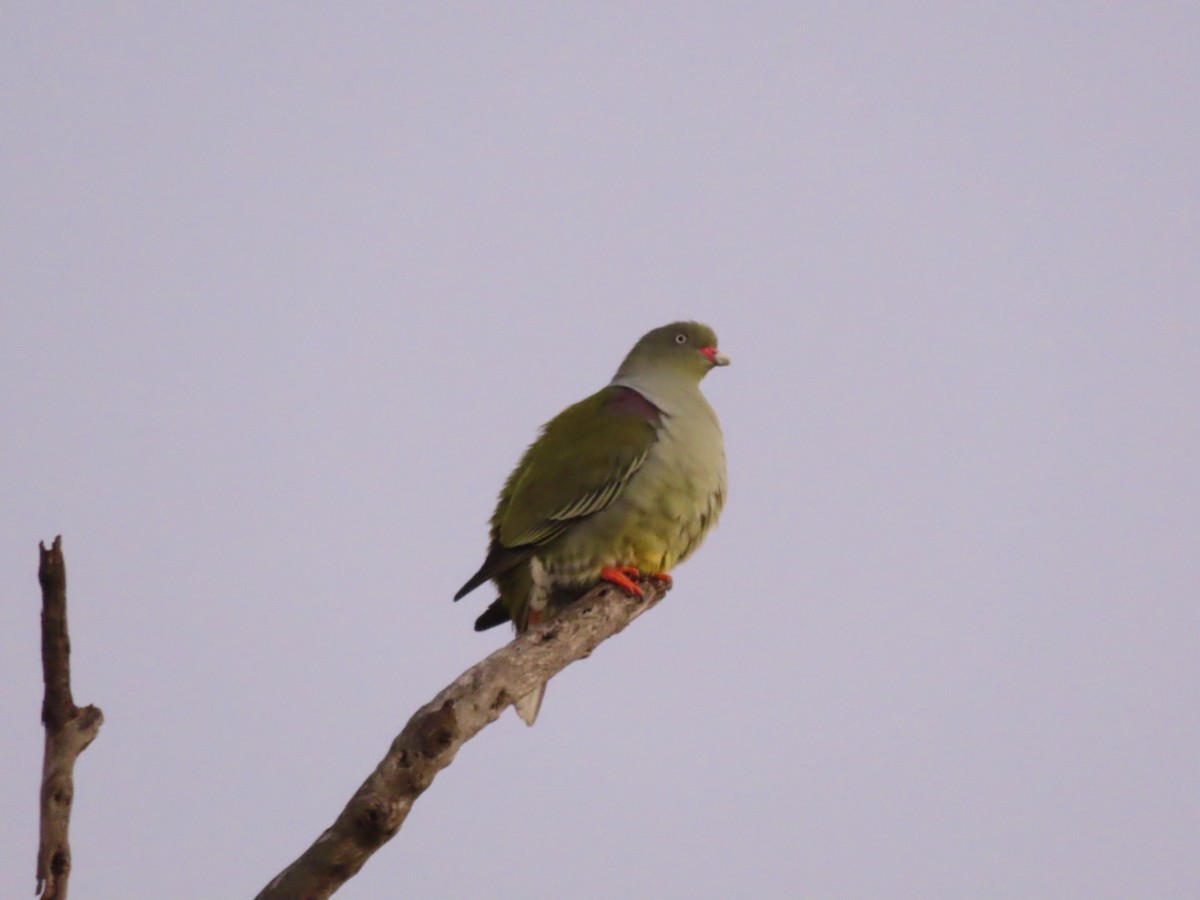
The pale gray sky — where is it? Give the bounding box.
[3,5,1198,898]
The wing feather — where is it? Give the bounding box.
[454,385,662,601]
[499,389,659,548]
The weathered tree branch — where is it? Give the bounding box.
[37,536,104,900]
[256,577,671,899]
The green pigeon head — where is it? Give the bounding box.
[613,321,730,385]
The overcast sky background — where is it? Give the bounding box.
[3,5,1198,898]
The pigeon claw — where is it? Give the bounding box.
[600,566,644,597]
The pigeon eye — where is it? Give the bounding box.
[674,333,688,344]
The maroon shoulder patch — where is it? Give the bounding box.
[608,386,664,425]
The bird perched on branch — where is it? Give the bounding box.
[455,321,729,724]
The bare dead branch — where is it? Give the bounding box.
[255,577,671,899]
[37,536,104,900]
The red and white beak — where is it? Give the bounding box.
[700,346,731,367]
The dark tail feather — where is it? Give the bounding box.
[454,543,531,601]
[474,598,510,631]
[454,568,491,601]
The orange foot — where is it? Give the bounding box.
[600,566,644,597]
[648,572,673,587]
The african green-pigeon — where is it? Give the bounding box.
[455,321,728,723]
